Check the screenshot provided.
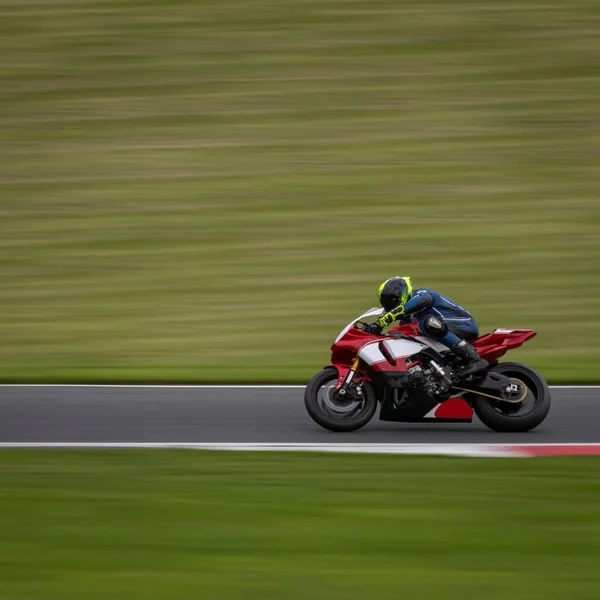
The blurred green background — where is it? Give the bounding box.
[2,451,600,599]
[1,0,599,382]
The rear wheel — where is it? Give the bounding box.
[471,362,551,432]
[304,367,377,432]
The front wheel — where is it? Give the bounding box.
[471,362,551,432]
[304,367,378,432]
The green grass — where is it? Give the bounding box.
[1,451,600,599]
[1,0,599,382]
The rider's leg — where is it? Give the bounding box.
[444,319,488,378]
[419,316,487,378]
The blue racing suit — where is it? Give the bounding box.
[379,288,480,347]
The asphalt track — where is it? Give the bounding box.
[0,385,598,444]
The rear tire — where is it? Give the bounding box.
[304,367,377,432]
[471,362,551,432]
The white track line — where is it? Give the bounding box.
[0,384,596,390]
[549,386,600,389]
[0,442,596,447]
[1,442,599,457]
[0,442,516,457]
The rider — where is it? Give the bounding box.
[367,277,488,378]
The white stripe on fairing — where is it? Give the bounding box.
[423,404,442,419]
[357,341,388,365]
[382,338,426,360]
[0,384,598,390]
[0,442,522,457]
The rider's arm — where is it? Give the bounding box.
[403,291,434,315]
[378,291,434,328]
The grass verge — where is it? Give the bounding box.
[1,451,600,599]
[2,0,599,382]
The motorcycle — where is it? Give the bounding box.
[305,308,551,433]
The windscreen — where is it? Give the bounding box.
[334,307,383,343]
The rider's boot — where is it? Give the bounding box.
[450,340,488,380]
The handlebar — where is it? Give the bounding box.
[355,321,412,340]
[355,321,385,336]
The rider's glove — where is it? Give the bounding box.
[364,322,383,335]
[378,306,405,328]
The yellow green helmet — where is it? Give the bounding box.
[378,277,413,312]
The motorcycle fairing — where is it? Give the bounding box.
[327,311,537,424]
[474,329,537,362]
[378,387,474,423]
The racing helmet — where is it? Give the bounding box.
[378,277,413,313]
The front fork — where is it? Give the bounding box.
[336,358,364,399]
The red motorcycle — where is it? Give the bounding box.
[305,308,551,433]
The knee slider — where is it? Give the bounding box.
[422,315,448,339]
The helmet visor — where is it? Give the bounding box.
[380,293,400,313]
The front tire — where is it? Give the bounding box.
[304,367,378,432]
[471,362,551,432]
